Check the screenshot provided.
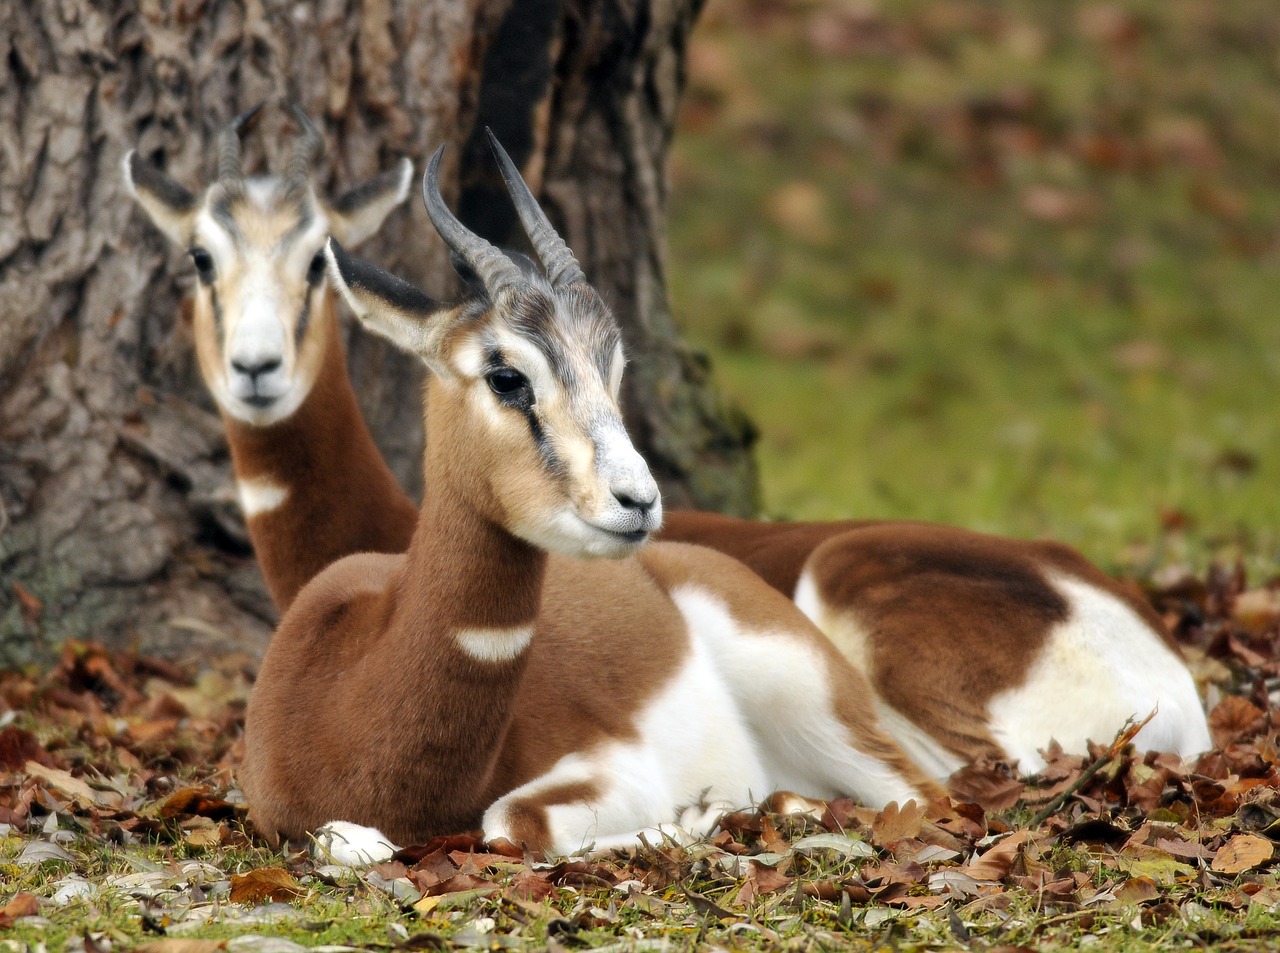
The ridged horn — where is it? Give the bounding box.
[486,128,586,288]
[421,145,522,294]
[284,103,324,195]
[216,102,265,190]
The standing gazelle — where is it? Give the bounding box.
[124,104,419,609]
[238,134,943,855]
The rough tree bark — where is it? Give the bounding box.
[0,0,757,666]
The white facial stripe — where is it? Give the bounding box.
[452,336,487,379]
[282,212,330,276]
[455,626,535,662]
[192,209,238,266]
[493,331,558,403]
[237,478,289,517]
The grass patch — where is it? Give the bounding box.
[669,0,1280,572]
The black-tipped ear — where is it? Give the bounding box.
[325,158,414,246]
[123,150,198,246]
[327,238,436,315]
[326,238,448,364]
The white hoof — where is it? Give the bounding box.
[312,821,399,866]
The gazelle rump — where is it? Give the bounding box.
[124,104,419,609]
[238,134,941,855]
[654,513,1211,774]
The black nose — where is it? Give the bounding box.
[613,490,656,514]
[230,357,282,380]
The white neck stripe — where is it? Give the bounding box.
[237,478,289,517]
[455,626,535,662]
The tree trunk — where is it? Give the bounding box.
[0,0,757,666]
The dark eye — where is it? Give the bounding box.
[189,247,215,283]
[306,250,326,285]
[486,367,530,399]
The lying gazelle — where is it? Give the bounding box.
[236,134,944,857]
[655,514,1211,774]
[123,103,419,609]
[126,111,1211,779]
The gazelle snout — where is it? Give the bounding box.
[225,303,291,407]
[585,424,663,544]
[596,432,660,527]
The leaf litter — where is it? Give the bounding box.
[6,566,1280,948]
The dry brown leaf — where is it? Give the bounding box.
[429,873,500,897]
[1211,834,1274,875]
[966,830,1034,881]
[228,867,303,904]
[160,786,237,820]
[948,760,1025,811]
[506,869,555,902]
[0,726,52,770]
[133,941,228,953]
[0,892,40,927]
[1209,695,1266,749]
[24,761,101,806]
[871,799,926,847]
[733,860,792,907]
[1114,876,1161,904]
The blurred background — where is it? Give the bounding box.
[666,0,1280,574]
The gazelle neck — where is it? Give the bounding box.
[220,287,418,609]
[398,383,548,647]
[403,476,546,640]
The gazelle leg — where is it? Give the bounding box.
[482,744,749,856]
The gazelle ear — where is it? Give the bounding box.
[122,150,198,247]
[325,238,451,370]
[324,158,413,247]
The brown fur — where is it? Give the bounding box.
[656,511,1186,764]
[242,259,938,849]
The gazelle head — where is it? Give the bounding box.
[124,104,413,426]
[327,132,662,559]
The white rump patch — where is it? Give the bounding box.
[455,625,535,662]
[987,572,1212,772]
[312,821,399,866]
[237,478,288,517]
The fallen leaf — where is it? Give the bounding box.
[1212,834,1274,875]
[948,760,1025,811]
[734,860,792,906]
[160,787,237,820]
[965,830,1034,881]
[1114,876,1161,904]
[229,867,303,904]
[25,761,101,806]
[0,892,40,927]
[17,840,76,866]
[133,941,228,953]
[0,726,52,770]
[1210,695,1267,749]
[872,800,925,847]
[790,832,875,858]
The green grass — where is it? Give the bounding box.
[668,0,1280,573]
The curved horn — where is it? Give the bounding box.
[485,128,586,288]
[216,102,265,190]
[421,145,522,294]
[284,103,325,193]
